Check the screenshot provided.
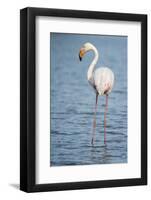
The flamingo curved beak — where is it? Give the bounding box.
[79,48,85,61]
[79,53,82,61]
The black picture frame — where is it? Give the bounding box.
[20,7,147,192]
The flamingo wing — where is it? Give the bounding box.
[93,67,114,95]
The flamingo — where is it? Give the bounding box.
[79,42,114,145]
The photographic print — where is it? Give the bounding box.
[50,33,127,166]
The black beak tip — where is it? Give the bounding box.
[79,55,82,61]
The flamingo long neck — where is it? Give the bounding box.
[87,48,99,84]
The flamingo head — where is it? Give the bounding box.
[79,42,96,61]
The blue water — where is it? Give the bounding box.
[50,33,127,166]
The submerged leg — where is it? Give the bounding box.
[91,93,98,145]
[104,94,108,144]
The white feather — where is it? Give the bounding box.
[93,67,114,95]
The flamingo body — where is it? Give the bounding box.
[91,67,114,95]
[79,42,115,145]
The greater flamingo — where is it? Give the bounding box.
[79,42,114,145]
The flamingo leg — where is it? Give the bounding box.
[91,93,98,145]
[104,94,108,144]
